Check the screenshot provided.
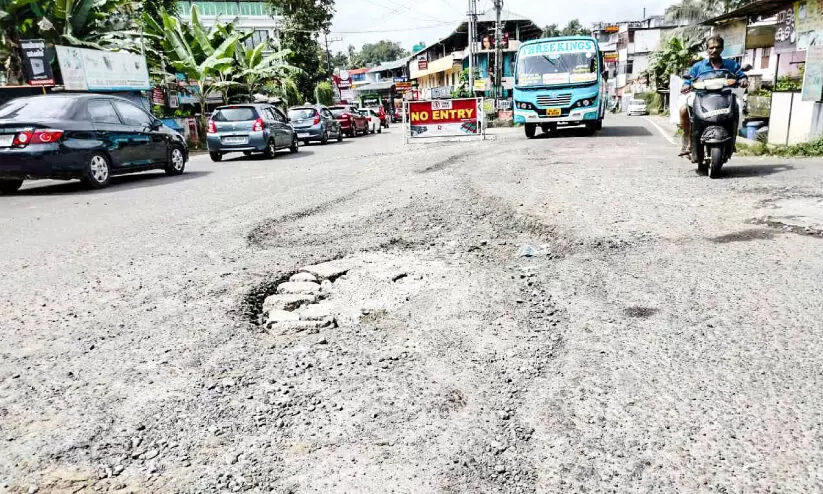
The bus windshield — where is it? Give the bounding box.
[517,40,599,87]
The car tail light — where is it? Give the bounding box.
[313,114,321,125]
[207,120,217,134]
[341,113,350,120]
[32,129,64,144]
[252,118,265,132]
[12,129,66,147]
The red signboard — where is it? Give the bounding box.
[418,59,428,70]
[408,98,480,138]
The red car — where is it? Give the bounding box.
[330,105,369,137]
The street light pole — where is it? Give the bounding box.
[468,0,477,93]
[494,0,503,103]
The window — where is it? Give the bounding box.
[761,47,771,69]
[212,107,258,121]
[245,29,269,49]
[288,108,317,120]
[113,102,152,127]
[0,97,76,120]
[271,108,286,122]
[177,1,190,14]
[87,100,121,125]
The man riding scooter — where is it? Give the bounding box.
[679,35,748,156]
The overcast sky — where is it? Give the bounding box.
[328,0,679,54]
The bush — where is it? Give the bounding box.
[737,135,823,157]
[313,81,334,106]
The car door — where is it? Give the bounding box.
[262,107,281,147]
[112,100,166,165]
[321,108,337,136]
[271,107,291,147]
[86,99,132,168]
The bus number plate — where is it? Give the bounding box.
[546,108,561,117]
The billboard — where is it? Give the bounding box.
[19,39,54,86]
[56,45,150,91]
[408,98,481,138]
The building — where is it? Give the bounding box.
[407,9,542,100]
[592,16,686,98]
[177,0,282,49]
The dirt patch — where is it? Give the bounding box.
[624,306,660,318]
[709,228,776,243]
[418,154,463,173]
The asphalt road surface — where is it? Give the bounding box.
[1,115,822,492]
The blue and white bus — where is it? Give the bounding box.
[513,37,607,138]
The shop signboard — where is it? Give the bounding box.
[801,44,823,101]
[775,6,797,53]
[19,39,54,86]
[407,98,481,138]
[168,92,179,108]
[56,45,150,91]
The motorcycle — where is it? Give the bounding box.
[686,68,746,178]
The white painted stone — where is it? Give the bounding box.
[290,272,318,283]
[276,281,321,295]
[300,260,351,281]
[262,294,316,312]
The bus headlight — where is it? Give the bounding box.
[515,101,536,111]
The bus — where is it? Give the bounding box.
[513,36,607,138]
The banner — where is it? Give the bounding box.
[408,98,480,138]
[717,20,747,58]
[802,45,823,101]
[795,0,823,50]
[56,45,150,91]
[775,6,798,53]
[20,39,54,86]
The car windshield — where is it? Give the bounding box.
[630,99,644,105]
[212,107,258,122]
[289,108,317,120]
[517,40,599,87]
[0,97,76,120]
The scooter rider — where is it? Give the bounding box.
[679,35,748,156]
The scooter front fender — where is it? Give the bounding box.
[701,125,731,144]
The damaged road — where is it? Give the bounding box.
[1,115,823,492]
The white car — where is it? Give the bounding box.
[357,108,382,134]
[627,99,648,116]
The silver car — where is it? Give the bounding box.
[206,104,297,162]
[288,105,343,145]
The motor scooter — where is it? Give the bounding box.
[685,68,747,178]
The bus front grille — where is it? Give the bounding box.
[537,94,572,107]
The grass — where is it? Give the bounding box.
[736,136,823,157]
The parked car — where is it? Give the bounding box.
[391,107,406,123]
[329,105,369,137]
[627,99,648,116]
[287,105,343,145]
[0,94,187,193]
[207,104,297,162]
[357,108,382,134]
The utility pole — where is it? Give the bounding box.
[468,0,478,93]
[494,0,503,102]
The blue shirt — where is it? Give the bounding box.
[684,58,747,87]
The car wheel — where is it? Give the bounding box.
[243,151,253,156]
[82,152,111,189]
[263,139,277,158]
[378,126,382,134]
[303,140,310,146]
[290,135,299,153]
[165,146,186,176]
[0,179,23,195]
[370,125,375,134]
[525,123,536,139]
[337,130,343,142]
[209,151,222,162]
[321,130,329,145]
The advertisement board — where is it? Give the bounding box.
[717,20,747,58]
[55,45,150,91]
[802,45,823,101]
[20,39,54,86]
[407,98,481,138]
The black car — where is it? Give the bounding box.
[0,94,188,193]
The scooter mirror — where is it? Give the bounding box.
[741,63,753,72]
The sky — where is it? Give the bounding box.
[328,0,679,54]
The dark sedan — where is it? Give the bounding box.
[0,94,188,193]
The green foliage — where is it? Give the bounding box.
[775,75,803,92]
[357,40,409,66]
[542,24,560,38]
[647,35,702,89]
[451,68,475,98]
[314,80,333,106]
[560,19,588,36]
[737,136,823,157]
[665,0,753,23]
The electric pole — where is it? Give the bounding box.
[468,0,478,93]
[494,0,503,103]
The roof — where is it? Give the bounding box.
[346,68,370,75]
[410,9,542,58]
[703,0,792,24]
[354,81,396,92]
[368,58,410,73]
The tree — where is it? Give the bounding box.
[234,40,299,99]
[542,24,560,38]
[314,80,333,105]
[325,50,348,70]
[270,0,336,100]
[357,40,409,66]
[647,35,702,90]
[347,44,364,68]
[560,19,589,37]
[155,6,241,136]
[665,0,753,23]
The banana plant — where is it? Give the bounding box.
[157,6,241,137]
[0,0,49,85]
[234,40,300,99]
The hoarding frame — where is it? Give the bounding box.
[403,97,486,144]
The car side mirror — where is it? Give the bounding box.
[150,119,162,130]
